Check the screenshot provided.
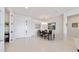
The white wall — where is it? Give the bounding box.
[0,8,5,52]
[68,15,79,38]
[30,19,41,36]
[47,15,63,40]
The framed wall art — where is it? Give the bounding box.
[72,23,78,28]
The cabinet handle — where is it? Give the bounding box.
[11,31,13,33]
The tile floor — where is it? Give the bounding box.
[5,36,77,52]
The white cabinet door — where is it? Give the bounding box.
[11,14,27,39]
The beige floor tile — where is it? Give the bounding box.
[5,36,77,52]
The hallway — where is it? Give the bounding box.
[5,36,77,52]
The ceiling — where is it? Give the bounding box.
[7,7,75,21]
